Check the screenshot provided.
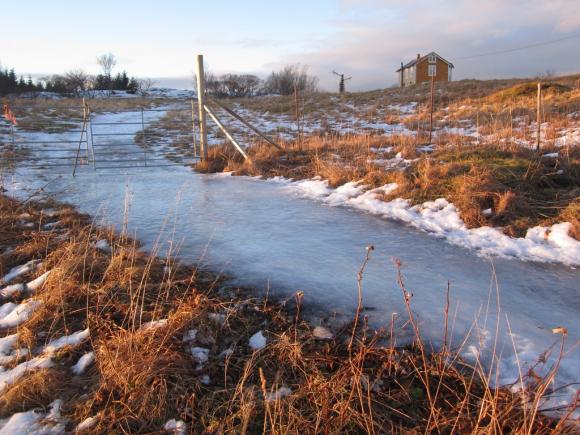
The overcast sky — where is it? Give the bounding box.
[1,0,579,91]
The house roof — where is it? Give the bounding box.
[396,52,455,72]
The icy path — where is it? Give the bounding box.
[3,108,579,411]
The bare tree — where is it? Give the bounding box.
[97,53,116,78]
[137,78,157,96]
[65,70,90,96]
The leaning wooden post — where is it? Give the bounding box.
[536,82,542,152]
[195,54,208,161]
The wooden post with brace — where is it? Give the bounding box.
[195,54,208,161]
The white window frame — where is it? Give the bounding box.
[428,54,437,63]
[428,64,437,77]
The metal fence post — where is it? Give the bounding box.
[195,54,208,160]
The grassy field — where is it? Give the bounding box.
[0,193,575,433]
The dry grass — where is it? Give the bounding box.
[0,191,576,433]
[199,132,579,239]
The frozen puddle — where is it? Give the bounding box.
[5,108,580,411]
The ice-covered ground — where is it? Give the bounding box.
[269,177,580,267]
[1,102,579,418]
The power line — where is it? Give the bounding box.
[454,33,580,60]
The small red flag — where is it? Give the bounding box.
[3,104,18,126]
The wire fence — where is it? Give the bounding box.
[1,102,199,174]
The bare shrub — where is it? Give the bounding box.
[264,64,318,96]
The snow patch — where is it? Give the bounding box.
[0,260,42,285]
[312,326,334,340]
[75,415,98,432]
[140,319,168,331]
[0,300,42,328]
[164,419,187,434]
[264,386,292,402]
[94,239,111,252]
[72,352,95,375]
[249,331,267,350]
[44,328,90,354]
[189,347,209,369]
[0,399,65,434]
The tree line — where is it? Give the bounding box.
[0,53,143,97]
[2,56,320,98]
[0,68,42,95]
[205,64,319,98]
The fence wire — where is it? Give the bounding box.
[1,103,199,174]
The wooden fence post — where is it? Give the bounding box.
[195,54,208,160]
[536,82,542,152]
[190,98,197,157]
[428,75,435,145]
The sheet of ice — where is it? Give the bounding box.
[249,331,267,350]
[72,351,95,375]
[0,300,42,328]
[277,178,580,267]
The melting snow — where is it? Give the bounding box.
[264,386,292,402]
[164,419,187,434]
[312,326,334,340]
[249,331,267,350]
[0,399,66,434]
[0,329,89,392]
[140,319,168,330]
[44,328,90,354]
[0,270,51,298]
[0,300,42,328]
[72,351,95,375]
[189,346,209,369]
[0,260,42,285]
[75,415,98,432]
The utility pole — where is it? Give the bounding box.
[195,54,208,161]
[333,71,352,94]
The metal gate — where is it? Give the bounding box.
[1,100,199,175]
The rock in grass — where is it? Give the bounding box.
[313,326,333,340]
[249,331,267,350]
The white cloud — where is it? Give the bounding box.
[279,0,580,90]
